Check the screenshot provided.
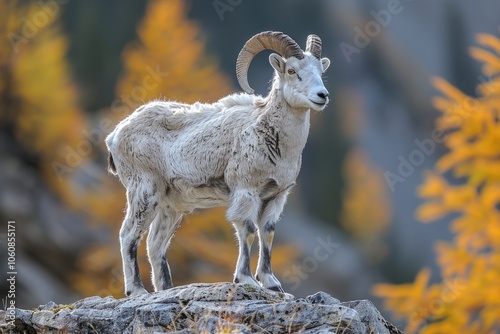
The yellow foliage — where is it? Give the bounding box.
[73,0,299,297]
[373,269,444,333]
[116,0,232,111]
[340,148,392,263]
[0,2,123,221]
[0,3,86,163]
[374,31,500,333]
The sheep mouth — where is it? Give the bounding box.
[310,100,327,106]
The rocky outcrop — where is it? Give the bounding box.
[1,282,403,334]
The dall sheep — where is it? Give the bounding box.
[106,31,330,296]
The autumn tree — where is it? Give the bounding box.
[0,0,140,299]
[336,87,392,264]
[1,2,85,175]
[74,0,298,297]
[340,148,392,264]
[115,0,233,110]
[373,31,500,333]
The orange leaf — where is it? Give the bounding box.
[418,172,448,198]
[416,201,452,222]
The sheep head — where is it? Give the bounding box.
[236,31,330,111]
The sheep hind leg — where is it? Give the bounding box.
[120,179,161,297]
[147,209,183,291]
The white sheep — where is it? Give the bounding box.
[106,31,330,296]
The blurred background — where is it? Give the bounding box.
[1,0,499,332]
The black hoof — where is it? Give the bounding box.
[268,285,284,293]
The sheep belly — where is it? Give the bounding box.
[167,177,230,213]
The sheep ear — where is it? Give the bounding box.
[321,57,330,73]
[269,53,285,74]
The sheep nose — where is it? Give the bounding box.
[317,91,329,100]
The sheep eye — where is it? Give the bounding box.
[287,69,296,75]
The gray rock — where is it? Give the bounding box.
[0,282,403,334]
[306,291,341,305]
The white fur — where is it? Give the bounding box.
[106,51,330,296]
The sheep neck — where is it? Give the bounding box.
[260,86,311,157]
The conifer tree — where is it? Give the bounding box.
[0,2,125,222]
[116,0,232,111]
[373,31,500,334]
[1,2,85,172]
[340,149,392,264]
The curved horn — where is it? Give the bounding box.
[306,34,322,59]
[236,31,304,94]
